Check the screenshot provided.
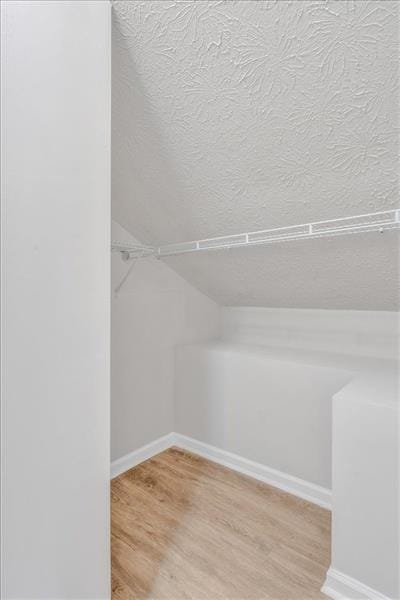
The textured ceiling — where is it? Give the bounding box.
[112,0,399,310]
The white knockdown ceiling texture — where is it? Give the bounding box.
[112,0,399,310]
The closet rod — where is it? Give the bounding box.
[111,209,400,260]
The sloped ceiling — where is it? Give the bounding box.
[112,0,399,310]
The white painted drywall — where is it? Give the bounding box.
[1,2,110,598]
[329,372,399,599]
[175,342,352,489]
[111,221,220,462]
[223,307,399,359]
[112,0,399,310]
[175,307,398,489]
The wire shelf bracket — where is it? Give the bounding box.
[111,240,155,260]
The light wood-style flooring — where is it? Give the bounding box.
[111,447,330,600]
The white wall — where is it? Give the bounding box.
[1,2,110,598]
[111,221,220,461]
[175,307,398,490]
[326,372,399,599]
[223,307,399,359]
[175,342,352,490]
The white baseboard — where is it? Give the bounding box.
[174,433,331,510]
[111,432,331,509]
[110,433,176,479]
[322,568,393,600]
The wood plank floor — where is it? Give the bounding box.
[111,447,330,600]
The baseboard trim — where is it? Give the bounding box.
[174,433,331,510]
[111,432,331,509]
[110,433,176,479]
[322,568,393,600]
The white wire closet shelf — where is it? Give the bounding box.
[111,209,400,260]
